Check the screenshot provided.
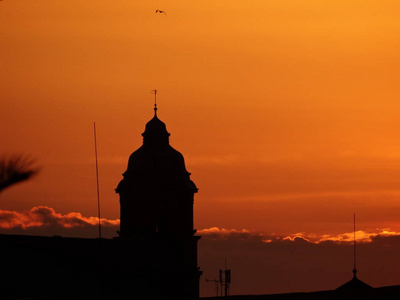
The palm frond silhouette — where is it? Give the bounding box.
[0,155,39,192]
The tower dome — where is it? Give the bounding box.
[122,108,194,180]
[143,113,170,137]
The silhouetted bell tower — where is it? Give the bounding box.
[116,105,198,237]
[115,103,201,300]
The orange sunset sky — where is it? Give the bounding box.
[1,0,400,295]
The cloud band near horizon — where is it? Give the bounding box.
[0,206,399,244]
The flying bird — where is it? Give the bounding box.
[155,10,167,15]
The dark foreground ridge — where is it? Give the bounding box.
[1,233,199,300]
[201,285,400,300]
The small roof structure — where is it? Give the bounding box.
[336,269,372,291]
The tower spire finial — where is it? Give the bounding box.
[151,89,158,115]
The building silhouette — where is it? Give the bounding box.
[116,105,198,238]
[1,106,201,300]
[115,105,202,299]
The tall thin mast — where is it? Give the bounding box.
[94,122,102,239]
[353,213,357,277]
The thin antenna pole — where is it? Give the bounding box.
[353,213,356,274]
[225,257,228,297]
[94,122,102,239]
